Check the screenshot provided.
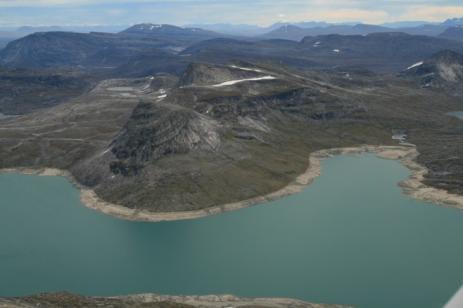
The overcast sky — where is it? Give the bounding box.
[1,0,463,27]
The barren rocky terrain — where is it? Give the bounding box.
[0,293,347,308]
[1,57,463,213]
[1,22,463,308]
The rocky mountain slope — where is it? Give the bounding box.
[5,27,463,75]
[401,50,463,93]
[1,25,463,308]
[120,23,221,45]
[182,33,463,73]
[0,31,162,68]
[298,32,463,72]
[178,62,266,86]
[0,32,111,67]
[0,24,224,69]
[1,60,462,213]
[0,67,93,114]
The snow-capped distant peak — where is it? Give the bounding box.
[135,23,162,30]
[406,61,424,70]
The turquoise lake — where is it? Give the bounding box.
[0,154,462,308]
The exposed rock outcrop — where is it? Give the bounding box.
[110,102,221,176]
[0,292,347,308]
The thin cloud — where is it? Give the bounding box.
[289,9,390,24]
[0,0,462,26]
[400,5,463,21]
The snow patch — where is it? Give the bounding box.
[333,49,340,53]
[211,76,276,87]
[149,24,162,30]
[120,93,136,98]
[229,65,263,73]
[313,41,321,47]
[407,61,424,70]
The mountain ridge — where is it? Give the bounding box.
[401,49,463,92]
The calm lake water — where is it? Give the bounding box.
[1,154,462,308]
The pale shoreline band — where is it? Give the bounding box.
[2,145,462,222]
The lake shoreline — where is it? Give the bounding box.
[0,292,346,308]
[1,145,462,222]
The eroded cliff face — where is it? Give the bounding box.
[110,102,221,176]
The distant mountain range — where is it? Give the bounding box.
[439,26,463,41]
[0,24,227,69]
[259,18,463,41]
[119,23,223,45]
[185,21,331,36]
[3,21,463,74]
[186,32,463,73]
[260,24,390,41]
[0,25,130,48]
[0,25,128,34]
[189,18,463,39]
[1,17,463,48]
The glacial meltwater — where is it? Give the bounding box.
[1,154,462,308]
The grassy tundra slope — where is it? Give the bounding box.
[0,59,462,213]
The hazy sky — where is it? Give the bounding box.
[1,0,463,27]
